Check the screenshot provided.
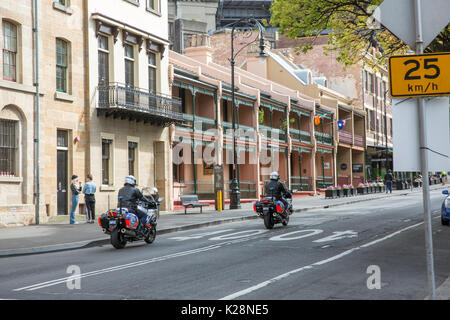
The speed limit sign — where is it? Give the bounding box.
[389,52,450,98]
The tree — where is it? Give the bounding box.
[270,0,450,67]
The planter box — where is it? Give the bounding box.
[357,187,366,195]
[336,189,343,197]
[343,189,350,197]
[325,189,337,199]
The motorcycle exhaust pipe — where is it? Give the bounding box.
[121,228,137,237]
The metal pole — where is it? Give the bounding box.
[34,0,40,225]
[414,0,436,300]
[229,24,241,209]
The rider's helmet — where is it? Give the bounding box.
[125,175,136,187]
[270,172,280,181]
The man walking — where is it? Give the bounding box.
[82,174,97,223]
[384,169,393,194]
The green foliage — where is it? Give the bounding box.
[270,0,449,67]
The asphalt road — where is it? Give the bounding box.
[1,189,449,300]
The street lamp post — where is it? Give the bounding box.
[229,18,266,210]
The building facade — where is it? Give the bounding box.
[169,34,367,206]
[85,0,181,214]
[275,35,393,181]
[0,0,87,227]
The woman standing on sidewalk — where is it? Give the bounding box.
[70,175,82,224]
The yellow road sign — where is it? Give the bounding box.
[389,52,450,98]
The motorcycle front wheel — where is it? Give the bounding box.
[111,228,127,249]
[282,213,289,226]
[144,227,157,244]
[264,214,274,229]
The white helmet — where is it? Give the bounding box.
[125,175,136,186]
[270,172,280,181]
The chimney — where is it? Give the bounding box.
[184,34,213,64]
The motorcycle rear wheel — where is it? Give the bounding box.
[111,228,127,249]
[144,227,157,244]
[264,214,274,229]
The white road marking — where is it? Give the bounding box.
[269,229,323,241]
[169,229,235,241]
[313,231,358,243]
[219,221,424,300]
[209,230,268,241]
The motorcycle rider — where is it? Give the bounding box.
[264,172,292,216]
[117,175,148,227]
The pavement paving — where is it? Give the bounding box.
[0,184,447,257]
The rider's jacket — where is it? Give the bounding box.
[117,184,143,212]
[264,180,288,200]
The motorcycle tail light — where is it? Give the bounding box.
[98,218,102,227]
[253,204,257,212]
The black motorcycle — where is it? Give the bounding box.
[253,191,293,229]
[98,194,159,249]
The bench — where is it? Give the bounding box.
[180,195,209,214]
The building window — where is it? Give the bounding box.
[55,0,67,5]
[148,51,157,93]
[102,138,113,185]
[0,119,17,176]
[368,73,374,94]
[98,35,109,85]
[2,21,17,82]
[56,38,68,92]
[369,110,376,131]
[128,141,138,177]
[147,0,159,12]
[124,44,134,87]
[381,81,387,100]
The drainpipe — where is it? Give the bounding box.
[33,0,40,225]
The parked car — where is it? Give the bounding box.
[441,190,450,225]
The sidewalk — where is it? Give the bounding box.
[0,184,446,257]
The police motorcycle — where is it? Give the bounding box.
[253,188,293,229]
[98,189,159,249]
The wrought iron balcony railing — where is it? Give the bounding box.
[97,83,183,126]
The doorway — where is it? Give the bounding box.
[57,130,69,215]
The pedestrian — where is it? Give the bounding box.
[442,171,447,186]
[70,175,82,224]
[384,169,393,194]
[82,174,97,223]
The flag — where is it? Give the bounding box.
[314,115,321,126]
[337,120,346,131]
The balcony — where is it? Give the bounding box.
[354,134,364,147]
[338,130,353,145]
[259,125,286,142]
[97,83,183,126]
[289,128,311,144]
[223,122,256,142]
[314,131,333,146]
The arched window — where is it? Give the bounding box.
[2,20,18,82]
[56,38,69,92]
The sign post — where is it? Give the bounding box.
[413,0,436,300]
